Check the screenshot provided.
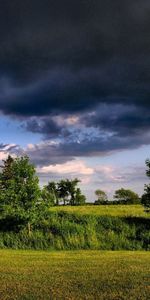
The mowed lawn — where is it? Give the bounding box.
[0,250,149,300]
[49,204,149,218]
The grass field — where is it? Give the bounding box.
[0,250,149,300]
[0,205,149,250]
[49,204,149,218]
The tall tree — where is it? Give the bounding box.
[113,188,139,204]
[45,181,58,205]
[95,189,108,204]
[41,186,55,207]
[0,155,41,234]
[58,179,70,205]
[141,159,150,211]
[57,178,83,206]
[67,178,80,206]
[74,188,86,205]
[0,155,14,191]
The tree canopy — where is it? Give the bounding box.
[113,188,140,204]
[141,159,150,211]
[43,178,85,206]
[0,155,41,234]
[94,189,108,204]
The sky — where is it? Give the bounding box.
[0,0,150,201]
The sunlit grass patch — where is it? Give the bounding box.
[49,204,149,218]
[0,250,149,300]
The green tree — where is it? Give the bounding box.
[57,178,81,206]
[113,188,139,204]
[0,155,14,192]
[74,188,86,205]
[0,155,41,234]
[58,179,70,205]
[141,159,150,211]
[67,178,80,205]
[41,186,55,207]
[95,189,108,204]
[45,181,58,205]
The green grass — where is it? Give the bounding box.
[0,250,149,300]
[49,204,149,218]
[0,205,149,250]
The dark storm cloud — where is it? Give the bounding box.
[0,0,150,114]
[22,127,150,167]
[25,117,62,137]
[24,102,150,155]
[82,104,150,137]
[0,0,150,158]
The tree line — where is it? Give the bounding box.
[0,155,149,234]
[94,188,140,205]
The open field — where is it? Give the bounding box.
[49,204,149,218]
[0,250,149,300]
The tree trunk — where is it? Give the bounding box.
[27,222,31,236]
[71,193,75,206]
[56,197,59,206]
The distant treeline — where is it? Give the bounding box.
[0,155,146,209]
[0,156,149,230]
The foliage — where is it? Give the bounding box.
[141,159,150,211]
[113,188,140,204]
[74,188,86,205]
[44,178,85,206]
[0,155,41,234]
[0,206,149,250]
[95,189,108,204]
[41,186,55,207]
[44,181,59,205]
[57,179,70,205]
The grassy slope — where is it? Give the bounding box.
[49,204,149,218]
[0,250,149,300]
[0,205,149,250]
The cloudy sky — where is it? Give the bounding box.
[0,0,149,200]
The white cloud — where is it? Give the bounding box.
[0,143,17,161]
[95,165,126,182]
[38,159,94,176]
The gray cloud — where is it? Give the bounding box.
[0,0,150,160]
[0,1,150,114]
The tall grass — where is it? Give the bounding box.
[0,206,149,250]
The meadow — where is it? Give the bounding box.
[0,205,149,299]
[49,204,148,218]
[0,205,149,250]
[0,250,149,300]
